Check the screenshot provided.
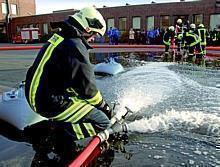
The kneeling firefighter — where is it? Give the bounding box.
[25,6,117,141]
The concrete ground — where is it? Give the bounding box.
[0,50,38,93]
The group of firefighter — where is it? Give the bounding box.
[163,18,210,65]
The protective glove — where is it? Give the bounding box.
[111,121,128,133]
[96,100,114,119]
[97,129,110,142]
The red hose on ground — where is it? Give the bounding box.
[68,136,101,167]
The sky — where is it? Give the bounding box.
[35,0,196,14]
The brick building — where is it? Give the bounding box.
[0,0,35,41]
[8,0,220,41]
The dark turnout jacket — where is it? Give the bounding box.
[25,24,103,118]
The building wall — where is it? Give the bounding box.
[98,0,217,29]
[17,0,36,17]
[0,0,36,21]
[0,0,35,40]
[9,11,74,36]
[9,0,220,39]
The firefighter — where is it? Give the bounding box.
[189,23,196,33]
[195,23,210,55]
[210,28,218,46]
[175,19,185,54]
[25,6,114,141]
[163,26,176,61]
[183,23,202,64]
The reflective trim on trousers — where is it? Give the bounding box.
[83,123,96,136]
[72,124,84,140]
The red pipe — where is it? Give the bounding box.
[206,46,220,51]
[0,45,220,51]
[0,46,42,50]
[68,136,101,167]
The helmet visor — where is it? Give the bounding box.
[86,18,103,29]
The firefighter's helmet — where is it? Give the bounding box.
[177,19,182,24]
[70,6,106,36]
[198,24,204,28]
[168,26,175,32]
[190,23,196,29]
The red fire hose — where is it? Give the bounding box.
[68,136,102,167]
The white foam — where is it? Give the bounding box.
[128,109,220,136]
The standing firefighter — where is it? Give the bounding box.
[25,7,114,141]
[163,26,176,61]
[195,24,210,55]
[175,19,185,54]
[183,24,202,64]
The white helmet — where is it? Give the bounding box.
[168,26,175,31]
[198,24,204,28]
[70,6,106,36]
[177,19,182,24]
[190,23,196,29]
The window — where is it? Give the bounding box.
[210,14,220,30]
[193,14,203,26]
[160,16,170,29]
[107,18,114,30]
[11,4,17,15]
[1,3,7,14]
[43,23,48,34]
[146,16,154,30]
[132,17,141,29]
[119,17,127,31]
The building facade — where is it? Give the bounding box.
[8,0,220,41]
[0,0,36,41]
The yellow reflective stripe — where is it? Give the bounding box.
[86,91,103,106]
[66,104,94,123]
[29,34,64,111]
[72,124,84,140]
[187,34,199,47]
[29,44,54,111]
[190,41,198,47]
[163,39,170,46]
[51,100,87,121]
[198,29,201,40]
[198,29,207,45]
[66,87,79,96]
[83,123,96,136]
